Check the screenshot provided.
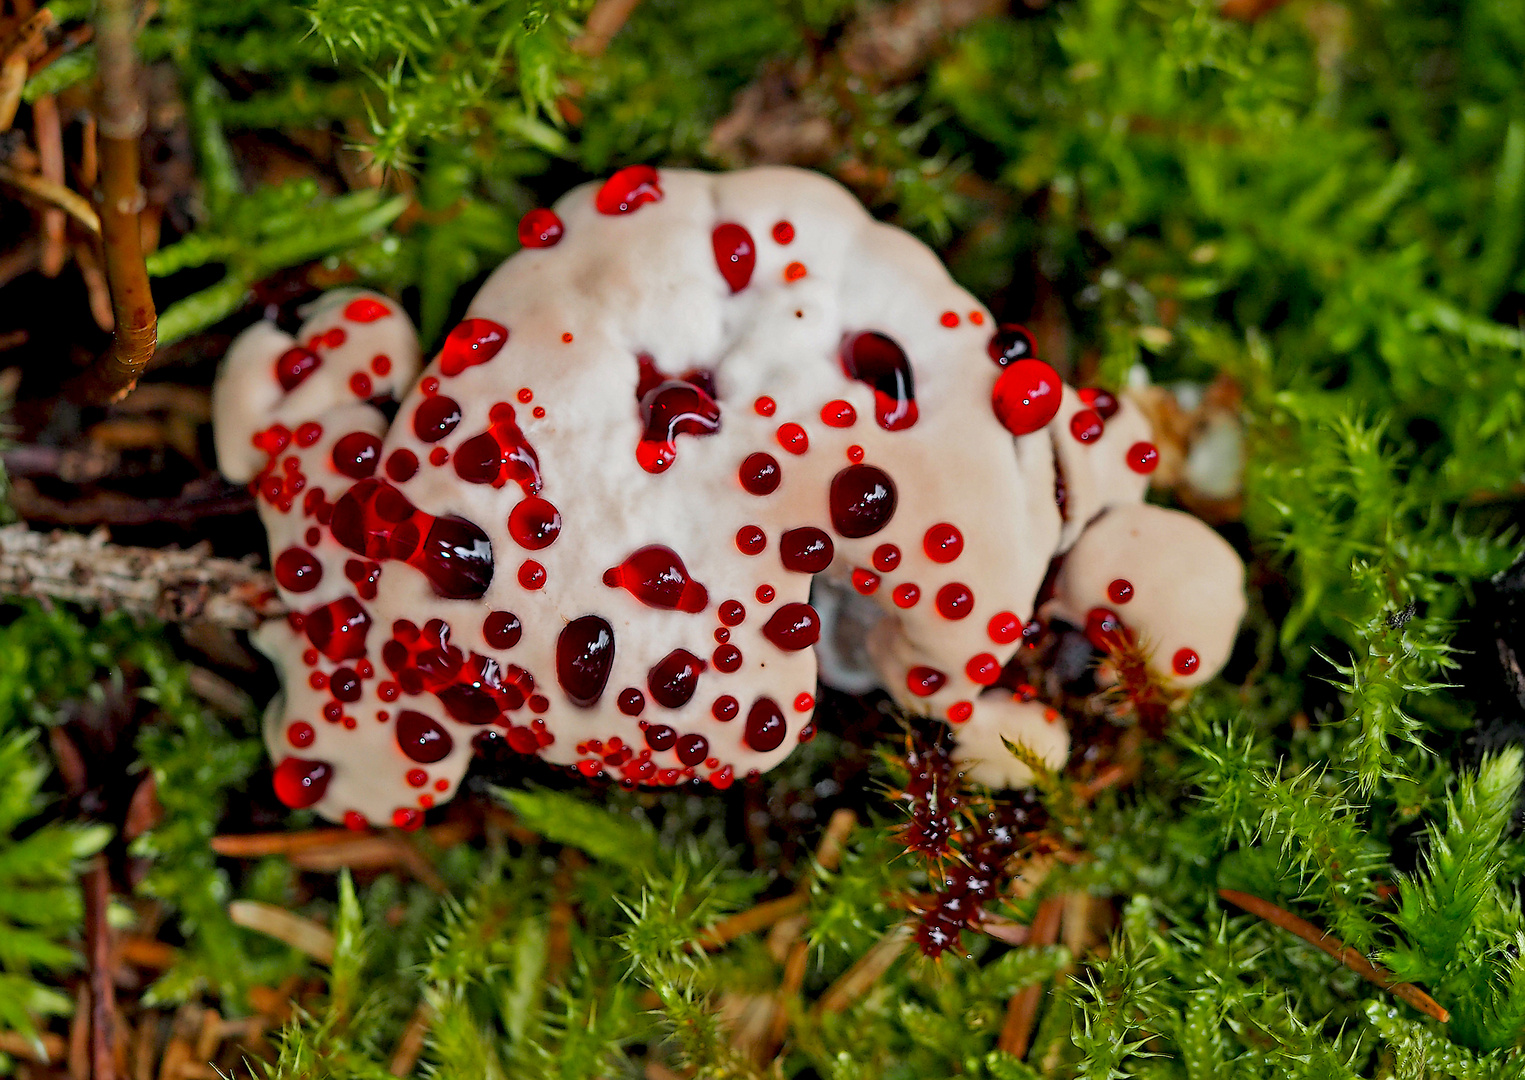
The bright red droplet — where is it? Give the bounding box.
[305,597,371,660]
[893,583,920,608]
[992,359,1063,436]
[275,347,321,391]
[273,757,332,808]
[439,319,509,377]
[821,400,856,427]
[518,561,546,589]
[740,453,782,496]
[744,697,786,751]
[736,525,766,555]
[1070,408,1104,443]
[1077,387,1119,419]
[936,583,973,620]
[508,497,561,550]
[407,769,428,788]
[794,693,814,712]
[846,444,864,463]
[454,402,543,496]
[872,544,900,573]
[830,465,897,538]
[483,611,522,649]
[966,654,1000,684]
[906,666,946,696]
[649,649,705,709]
[940,311,959,328]
[924,523,964,563]
[372,355,391,375]
[1127,441,1159,474]
[637,380,721,473]
[393,808,423,831]
[754,396,776,417]
[330,478,494,600]
[604,545,709,612]
[413,396,462,442]
[350,373,373,398]
[397,710,454,763]
[1173,648,1200,676]
[987,324,1036,367]
[988,612,1021,644]
[429,447,448,467]
[712,223,756,292]
[618,687,645,716]
[772,221,794,244]
[344,297,390,323]
[296,422,323,447]
[1084,607,1131,652]
[596,165,662,214]
[777,422,809,455]
[840,332,918,431]
[780,527,834,573]
[519,207,564,248]
[713,695,738,721]
[275,548,323,593]
[756,583,775,603]
[761,603,820,651]
[851,568,879,594]
[947,701,973,723]
[1108,578,1134,604]
[287,721,315,748]
[557,615,615,707]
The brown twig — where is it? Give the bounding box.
[815,924,911,1015]
[0,162,102,234]
[572,0,642,55]
[0,1030,67,1063]
[0,53,27,131]
[82,0,156,402]
[228,901,336,964]
[1217,889,1449,1022]
[211,818,476,858]
[699,894,809,951]
[387,1002,432,1077]
[84,857,119,1080]
[30,91,67,276]
[996,895,1064,1057]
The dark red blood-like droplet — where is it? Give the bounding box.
[645,724,677,751]
[872,544,900,573]
[987,324,1036,367]
[296,422,323,447]
[1078,387,1119,419]
[1070,408,1104,443]
[331,668,362,702]
[508,497,562,550]
[386,449,419,482]
[924,523,964,563]
[840,332,918,430]
[596,165,662,214]
[603,545,709,612]
[396,710,454,763]
[273,758,332,808]
[440,319,508,377]
[649,649,704,709]
[712,644,742,672]
[713,695,738,721]
[744,697,786,752]
[676,734,708,766]
[761,603,820,651]
[519,208,564,248]
[332,431,382,478]
[966,654,999,684]
[275,347,321,391]
[779,527,834,573]
[736,525,766,554]
[906,666,946,696]
[454,402,543,496]
[1127,441,1159,474]
[483,611,522,649]
[344,297,390,322]
[287,722,315,748]
[557,615,615,707]
[830,465,897,538]
[712,223,756,292]
[330,478,494,600]
[1108,578,1134,604]
[350,373,373,398]
[275,548,323,593]
[756,583,776,603]
[305,597,371,660]
[992,359,1063,437]
[935,583,973,620]
[989,611,1021,644]
[740,453,781,495]
[821,400,856,427]
[1084,607,1131,652]
[413,396,462,442]
[618,688,645,716]
[518,561,546,590]
[1173,648,1200,676]
[719,600,745,626]
[637,380,721,473]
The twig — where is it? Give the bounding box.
[211,818,476,858]
[30,91,67,276]
[82,0,156,402]
[699,894,808,951]
[0,523,281,627]
[572,0,642,56]
[387,1002,432,1077]
[0,53,27,131]
[815,925,911,1015]
[0,1030,67,1063]
[0,162,100,234]
[996,895,1064,1057]
[84,857,119,1080]
[1217,889,1449,1022]
[228,901,335,964]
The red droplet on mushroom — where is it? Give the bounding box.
[518,561,546,589]
[740,453,782,495]
[772,221,794,244]
[761,603,820,651]
[821,400,856,427]
[618,688,645,716]
[637,380,721,473]
[872,544,900,572]
[413,396,462,442]
[1069,408,1104,443]
[676,734,709,766]
[331,431,382,479]
[719,600,746,627]
[648,649,705,709]
[753,396,776,417]
[519,208,564,248]
[776,422,808,455]
[296,422,323,447]
[508,497,561,550]
[331,667,362,702]
[273,758,332,808]
[372,355,391,375]
[1077,387,1119,419]
[645,724,677,751]
[392,808,423,830]
[935,583,973,620]
[344,297,390,323]
[596,165,662,214]
[987,324,1037,368]
[924,523,964,563]
[992,359,1062,436]
[557,615,615,707]
[756,583,776,603]
[275,347,321,391]
[851,568,879,594]
[830,465,897,538]
[483,611,522,649]
[988,611,1021,644]
[1173,648,1200,676]
[287,722,315,748]
[453,402,543,497]
[386,449,419,482]
[439,318,509,377]
[396,710,454,763]
[1108,578,1134,604]
[840,332,918,430]
[1127,441,1159,474]
[892,583,920,608]
[947,701,973,722]
[305,597,371,660]
[966,653,1000,684]
[407,769,428,788]
[714,627,731,644]
[330,479,494,599]
[712,223,756,292]
[846,444,864,463]
[350,373,373,397]
[780,527,834,573]
[713,695,738,721]
[907,666,946,696]
[428,447,448,467]
[603,545,709,612]
[736,525,766,554]
[1084,607,1131,652]
[275,548,323,592]
[744,697,787,751]
[940,311,959,328]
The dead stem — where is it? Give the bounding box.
[228,901,336,964]
[572,0,643,56]
[85,857,119,1080]
[815,925,911,1016]
[0,1030,66,1064]
[699,894,809,951]
[996,895,1064,1058]
[30,92,66,276]
[387,1002,432,1077]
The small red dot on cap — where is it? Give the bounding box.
[893,583,920,608]
[846,444,864,463]
[532,406,545,419]
[794,693,814,712]
[372,354,391,375]
[755,396,776,417]
[429,447,448,466]
[1108,578,1134,604]
[562,332,573,343]
[947,700,973,723]
[350,373,373,397]
[784,261,806,282]
[969,311,985,325]
[517,388,533,403]
[772,221,794,244]
[940,311,959,328]
[1173,648,1200,676]
[1128,441,1160,474]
